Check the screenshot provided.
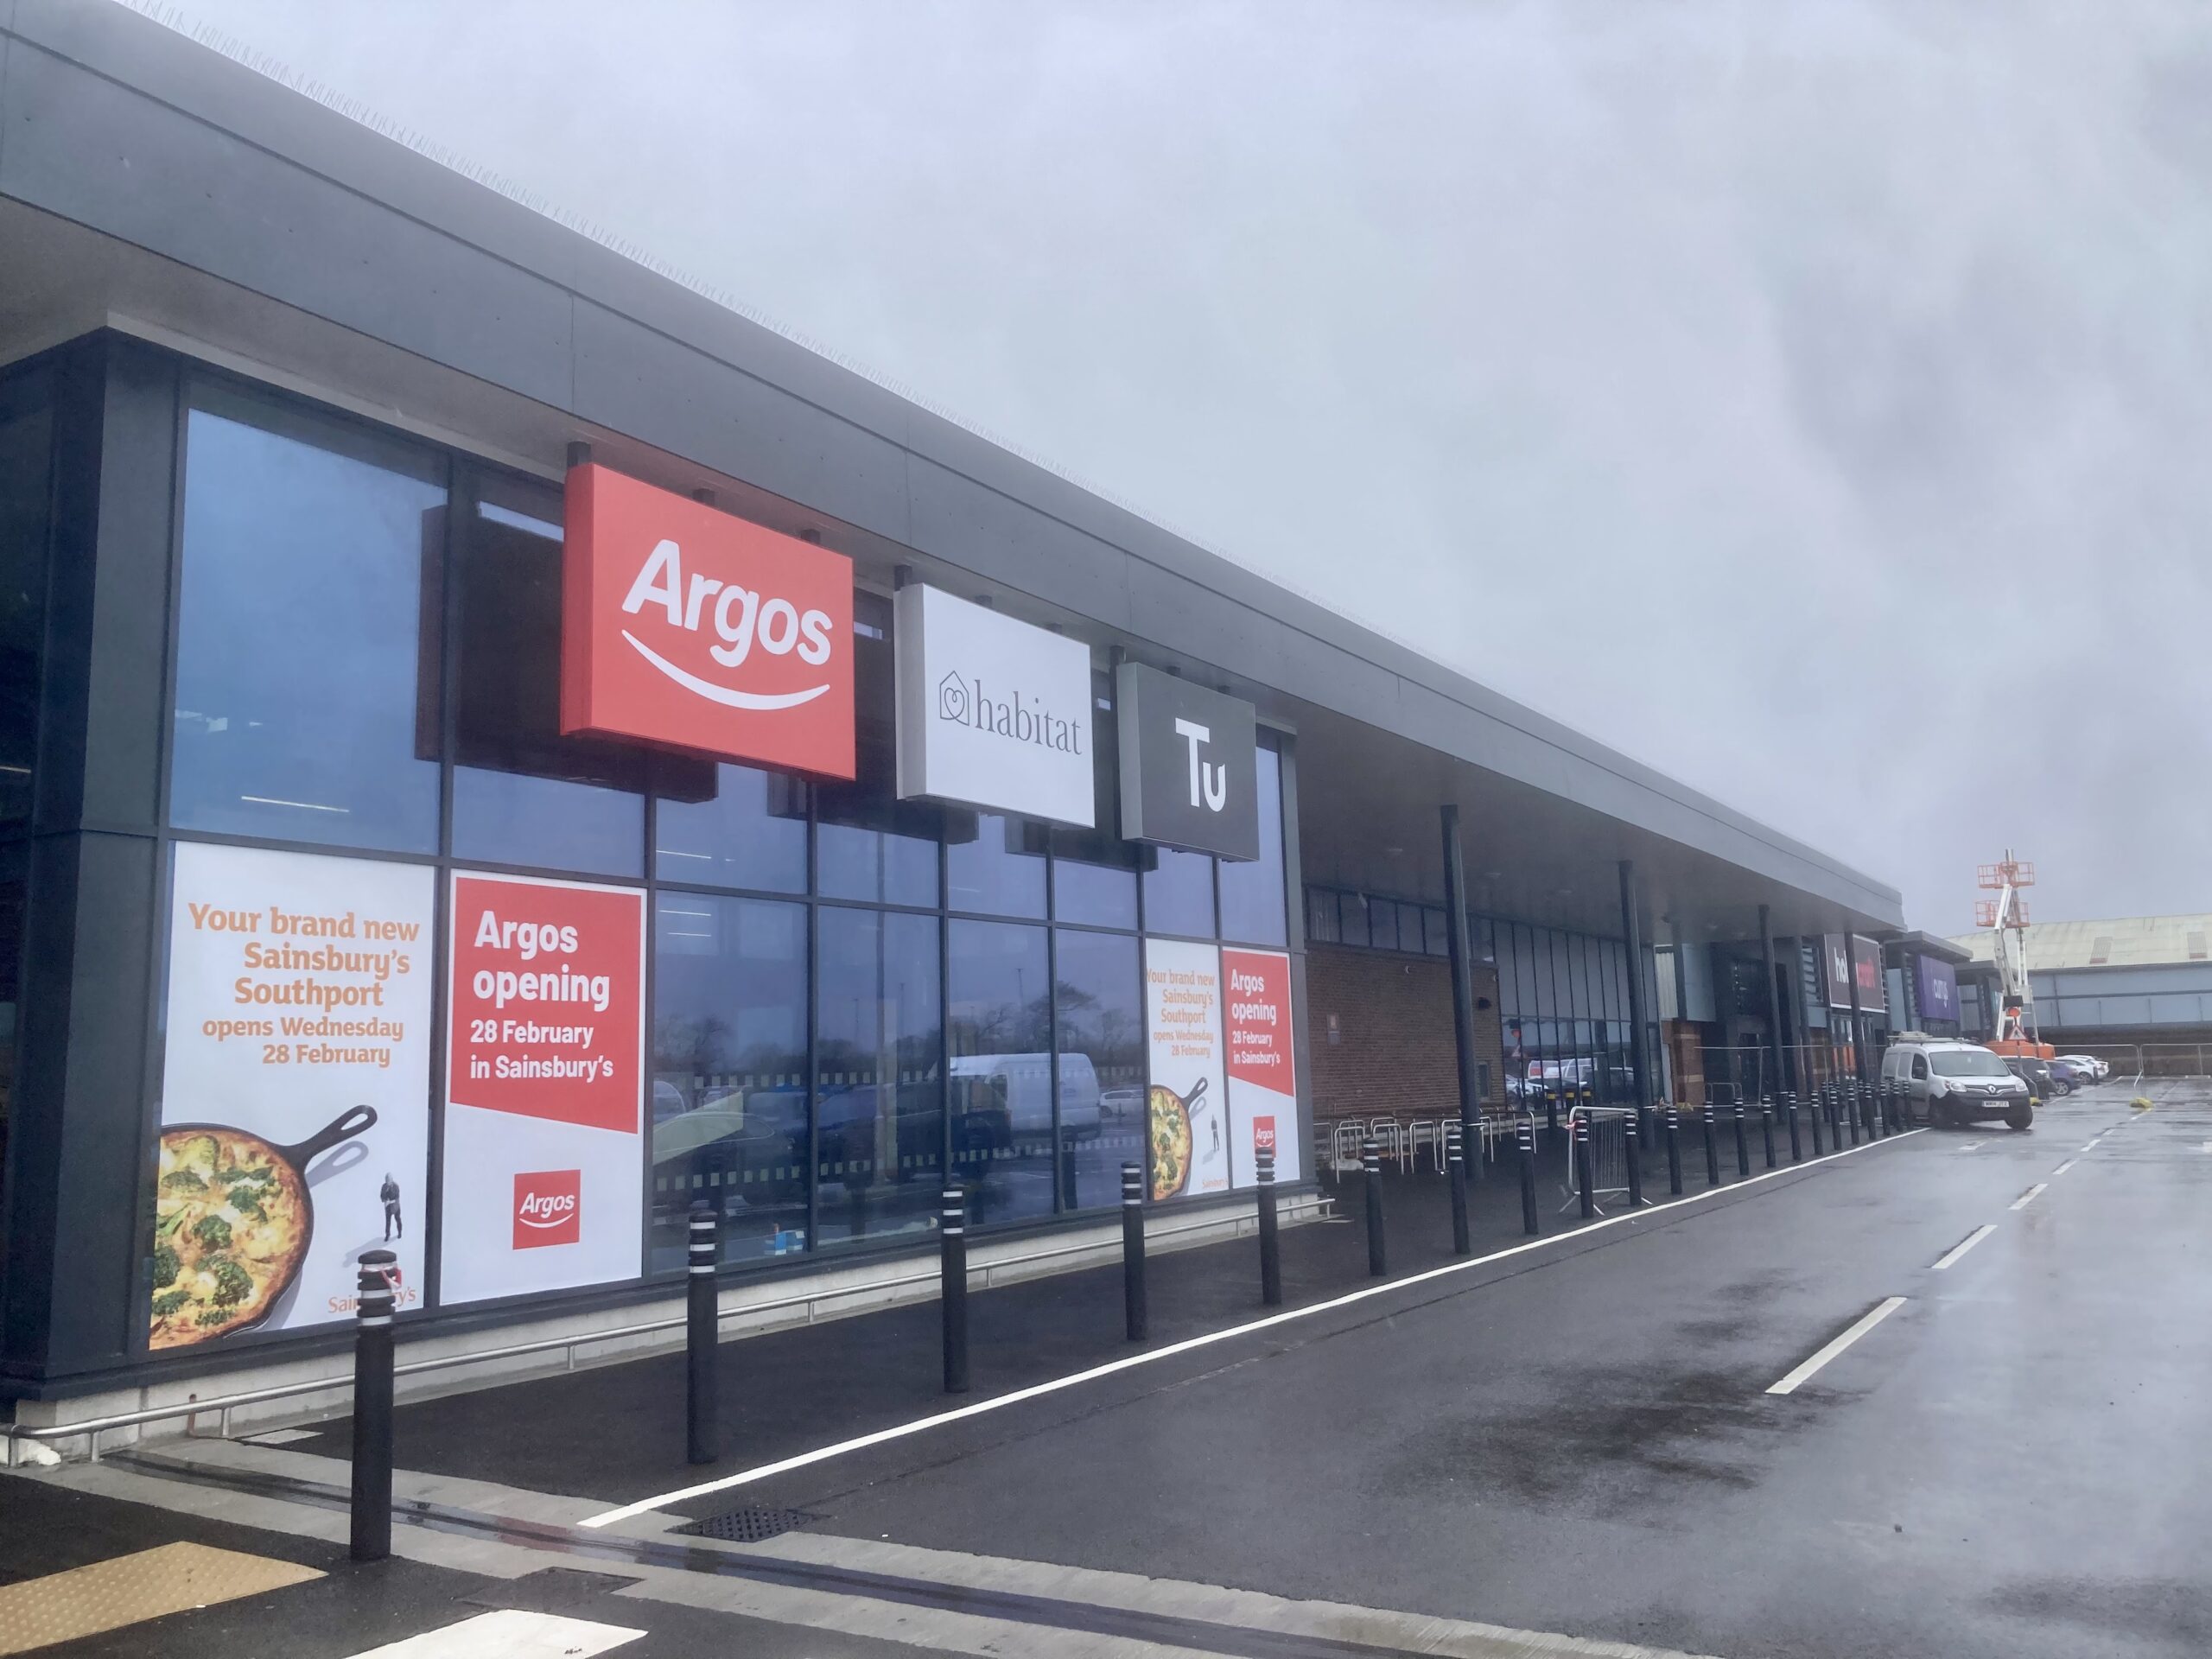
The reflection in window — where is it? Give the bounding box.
[451,478,648,875]
[945,811,1046,918]
[171,391,443,851]
[650,893,809,1269]
[1142,847,1216,939]
[655,763,808,893]
[1306,890,1338,945]
[816,906,943,1250]
[817,592,938,906]
[1217,746,1287,946]
[0,381,52,826]
[1052,929,1145,1211]
[948,919,1054,1228]
[0,853,21,1185]
[1050,677,1138,928]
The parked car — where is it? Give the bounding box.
[2056,1053,2110,1083]
[1881,1034,2033,1129]
[2045,1058,2094,1091]
[2005,1055,2062,1098]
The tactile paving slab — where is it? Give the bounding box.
[0,1541,321,1654]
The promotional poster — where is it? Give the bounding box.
[439,870,646,1304]
[1143,938,1229,1202]
[152,842,434,1350]
[1222,946,1299,1186]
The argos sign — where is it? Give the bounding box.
[560,464,855,777]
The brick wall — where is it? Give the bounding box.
[1306,944,1503,1119]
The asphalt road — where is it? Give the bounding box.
[11,1083,2204,1658]
[715,1083,2207,1659]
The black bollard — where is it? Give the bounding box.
[1624,1111,1644,1207]
[1363,1138,1388,1276]
[940,1188,969,1394]
[1664,1103,1683,1195]
[1121,1163,1147,1339]
[1257,1148,1284,1303]
[350,1249,397,1563]
[1809,1084,1826,1155]
[1545,1084,1560,1141]
[1702,1102,1721,1186]
[685,1200,717,1466]
[1732,1101,1751,1179]
[1574,1113,1596,1219]
[1786,1089,1803,1162]
[1516,1117,1541,1235]
[1760,1096,1777,1168]
[1447,1141,1471,1256]
[1847,1080,1861,1147]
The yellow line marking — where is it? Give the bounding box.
[0,1541,321,1654]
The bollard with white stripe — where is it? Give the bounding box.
[1701,1102,1721,1186]
[1257,1148,1284,1303]
[1122,1162,1147,1340]
[1786,1089,1803,1162]
[1760,1096,1777,1168]
[1732,1100,1751,1178]
[1363,1138,1388,1275]
[685,1200,718,1466]
[1624,1109,1644,1207]
[350,1249,397,1563]
[1574,1112,1596,1219]
[940,1189,969,1395]
[1808,1084,1826,1156]
[1446,1141,1471,1257]
[1517,1117,1541,1235]
[1664,1103,1683,1196]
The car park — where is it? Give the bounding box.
[2056,1053,2110,1083]
[1881,1033,2035,1129]
[2046,1057,2095,1091]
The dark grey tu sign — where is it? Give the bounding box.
[1115,663,1260,861]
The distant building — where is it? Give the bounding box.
[1951,915,2212,1055]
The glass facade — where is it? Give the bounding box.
[1308,880,1654,1105]
[130,372,1302,1343]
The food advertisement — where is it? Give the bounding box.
[152,843,434,1350]
[439,871,645,1304]
[1222,947,1300,1187]
[1144,938,1229,1202]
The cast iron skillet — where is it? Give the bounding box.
[155,1103,379,1343]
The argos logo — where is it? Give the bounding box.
[512,1169,582,1249]
[561,464,855,777]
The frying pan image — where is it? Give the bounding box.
[1147,1077,1211,1202]
[149,1105,378,1350]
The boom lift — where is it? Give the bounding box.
[1974,851,2053,1058]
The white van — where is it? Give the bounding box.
[1881,1033,2034,1130]
[948,1052,1103,1144]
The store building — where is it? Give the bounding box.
[0,3,1902,1426]
[1954,915,2212,1058]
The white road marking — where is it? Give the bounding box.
[2082,1140,2101,1151]
[1955,1142,1982,1153]
[581,1129,1928,1528]
[345,1610,644,1657]
[2008,1184,2047,1211]
[1932,1224,1997,1270]
[2052,1159,2075,1175]
[239,1427,319,1446]
[1765,1297,1908,1396]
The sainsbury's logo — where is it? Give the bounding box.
[512,1169,582,1249]
[562,463,856,778]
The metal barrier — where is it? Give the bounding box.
[1560,1105,1642,1214]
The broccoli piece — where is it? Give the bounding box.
[225,1185,268,1222]
[194,1306,233,1328]
[190,1214,233,1252]
[160,1169,207,1194]
[208,1257,252,1307]
[151,1288,191,1318]
[226,1166,277,1189]
[153,1243,180,1289]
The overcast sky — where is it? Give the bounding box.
[142,0,2212,934]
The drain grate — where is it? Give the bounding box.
[671,1504,819,1543]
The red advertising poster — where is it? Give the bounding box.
[439,871,645,1304]
[560,463,855,778]
[1222,947,1300,1186]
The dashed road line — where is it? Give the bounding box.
[1765,1298,1908,1395]
[1932,1224,1996,1270]
[580,1129,1927,1529]
[2008,1184,2047,1211]
[2052,1159,2075,1175]
[2081,1138,2102,1151]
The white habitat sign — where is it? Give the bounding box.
[893,583,1096,826]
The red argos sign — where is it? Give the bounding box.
[560,463,855,777]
